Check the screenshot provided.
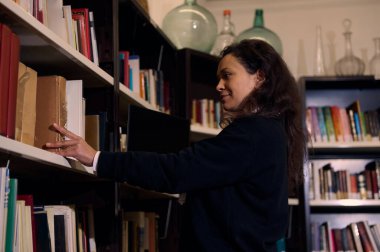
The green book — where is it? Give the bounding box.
[5,178,18,252]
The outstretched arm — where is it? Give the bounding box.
[45,123,97,166]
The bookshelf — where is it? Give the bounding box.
[300,75,380,252]
[0,0,191,250]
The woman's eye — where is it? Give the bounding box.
[222,73,231,79]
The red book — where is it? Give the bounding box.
[6,31,20,139]
[17,194,37,252]
[357,221,375,252]
[0,23,11,136]
[72,8,92,60]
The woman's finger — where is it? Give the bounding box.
[45,139,79,148]
[50,123,80,140]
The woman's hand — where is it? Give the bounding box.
[45,123,97,166]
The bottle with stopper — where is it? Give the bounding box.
[210,9,236,56]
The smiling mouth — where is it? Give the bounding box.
[220,93,231,102]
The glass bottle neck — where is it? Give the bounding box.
[253,10,264,27]
[374,37,380,55]
[343,32,353,56]
[185,0,196,5]
[222,14,234,35]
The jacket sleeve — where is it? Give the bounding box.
[97,121,275,193]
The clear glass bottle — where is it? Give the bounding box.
[210,9,236,56]
[369,37,380,79]
[314,25,327,76]
[334,19,365,76]
[235,9,283,55]
[162,0,217,53]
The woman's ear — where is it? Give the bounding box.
[256,70,265,83]
[254,70,266,87]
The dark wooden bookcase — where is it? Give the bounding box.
[299,75,380,252]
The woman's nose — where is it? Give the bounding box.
[216,80,224,92]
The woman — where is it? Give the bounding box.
[46,39,307,252]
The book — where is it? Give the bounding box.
[357,221,375,252]
[0,23,11,137]
[63,5,76,48]
[89,11,99,66]
[17,195,36,252]
[66,80,84,138]
[34,75,67,149]
[347,100,364,141]
[34,210,52,252]
[129,55,140,95]
[350,222,364,252]
[5,178,18,252]
[323,106,336,142]
[72,8,91,60]
[6,31,20,139]
[15,62,37,146]
[0,167,8,251]
[46,0,67,42]
[85,115,100,151]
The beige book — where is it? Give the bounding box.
[85,115,100,151]
[15,62,37,146]
[34,76,67,149]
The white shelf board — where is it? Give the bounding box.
[0,136,93,174]
[309,141,380,149]
[190,124,221,142]
[310,199,380,207]
[288,198,299,206]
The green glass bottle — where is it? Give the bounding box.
[236,9,283,55]
[162,0,217,53]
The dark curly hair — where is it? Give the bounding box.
[219,39,307,188]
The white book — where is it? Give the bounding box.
[89,11,99,66]
[66,80,83,138]
[148,69,156,108]
[63,5,76,48]
[45,205,77,252]
[46,0,67,42]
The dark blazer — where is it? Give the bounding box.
[97,115,288,252]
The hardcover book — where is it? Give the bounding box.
[34,76,67,149]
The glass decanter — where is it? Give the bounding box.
[369,37,380,79]
[314,25,327,76]
[334,19,365,76]
[235,9,283,55]
[162,0,217,53]
[210,9,236,56]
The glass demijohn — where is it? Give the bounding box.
[162,0,217,53]
[369,37,380,79]
[236,9,283,55]
[210,9,236,56]
[334,19,365,76]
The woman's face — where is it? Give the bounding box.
[216,54,261,112]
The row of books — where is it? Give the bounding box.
[311,220,380,252]
[0,166,97,251]
[309,161,380,201]
[191,99,222,129]
[306,101,380,144]
[119,52,170,113]
[121,211,158,252]
[0,25,108,173]
[12,1,99,65]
